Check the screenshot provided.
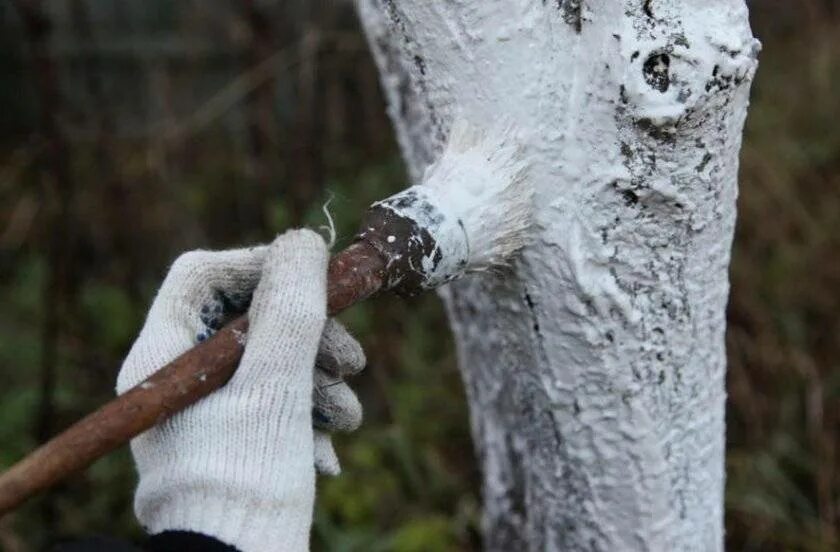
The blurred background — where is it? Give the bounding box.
[0,1,837,550]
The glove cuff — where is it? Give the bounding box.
[139,487,313,552]
[131,388,316,552]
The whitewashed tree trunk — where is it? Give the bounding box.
[355,1,759,550]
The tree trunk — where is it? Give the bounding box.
[355,1,759,550]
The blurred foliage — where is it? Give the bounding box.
[726,4,840,550]
[0,1,838,551]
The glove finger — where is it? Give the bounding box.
[118,245,268,392]
[313,369,362,433]
[155,246,268,343]
[237,229,328,386]
[313,430,341,476]
[159,246,268,309]
[316,319,367,377]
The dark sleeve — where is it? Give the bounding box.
[146,531,241,551]
[51,531,240,552]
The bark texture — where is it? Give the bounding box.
[355,1,759,550]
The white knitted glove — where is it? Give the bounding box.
[116,229,365,552]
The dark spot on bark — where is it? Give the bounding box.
[524,293,536,309]
[456,220,468,270]
[631,50,640,62]
[718,45,742,58]
[524,293,541,332]
[695,152,712,172]
[556,0,583,33]
[397,82,411,117]
[658,370,666,384]
[620,142,633,159]
[643,53,670,92]
[612,33,621,41]
[381,0,403,28]
[643,0,654,18]
[413,54,426,75]
[605,330,614,343]
[635,118,677,143]
[619,85,629,104]
[573,399,581,415]
[621,189,639,206]
[706,65,735,92]
[549,410,564,448]
[673,33,690,48]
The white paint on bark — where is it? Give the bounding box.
[355,1,759,550]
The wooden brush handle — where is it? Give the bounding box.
[0,241,386,517]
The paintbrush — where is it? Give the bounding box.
[0,121,532,516]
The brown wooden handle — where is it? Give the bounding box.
[0,240,386,516]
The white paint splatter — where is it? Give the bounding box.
[232,329,248,346]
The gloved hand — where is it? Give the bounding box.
[116,229,365,552]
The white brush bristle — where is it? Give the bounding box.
[421,119,533,272]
